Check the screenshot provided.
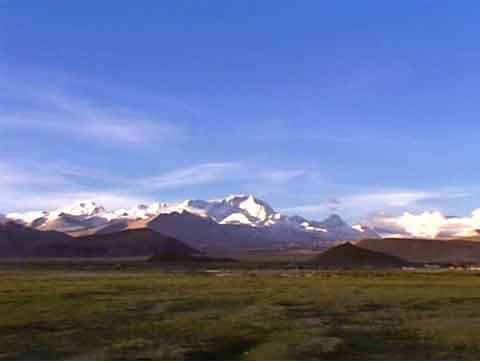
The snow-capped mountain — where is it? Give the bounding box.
[55,201,106,217]
[106,195,276,226]
[352,224,381,239]
[4,195,379,249]
[6,201,109,232]
[6,211,49,227]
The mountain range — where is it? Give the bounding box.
[4,193,480,264]
[1,195,379,250]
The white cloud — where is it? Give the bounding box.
[281,191,435,215]
[280,189,470,219]
[0,161,74,188]
[143,162,241,189]
[258,169,305,182]
[0,160,136,212]
[0,159,307,212]
[281,204,328,214]
[43,117,180,144]
[365,210,480,239]
[0,189,147,213]
[342,191,436,208]
[141,163,306,190]
[0,81,185,145]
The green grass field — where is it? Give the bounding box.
[1,266,480,360]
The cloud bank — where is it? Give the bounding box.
[366,210,480,239]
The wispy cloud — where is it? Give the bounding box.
[281,189,471,216]
[226,119,424,146]
[0,162,144,212]
[0,160,133,211]
[140,162,306,190]
[257,169,306,182]
[142,162,241,189]
[0,189,148,213]
[0,158,307,212]
[0,161,74,188]
[342,191,437,208]
[1,100,184,145]
[0,73,186,145]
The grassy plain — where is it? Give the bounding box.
[1,263,480,360]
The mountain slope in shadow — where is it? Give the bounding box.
[0,222,200,258]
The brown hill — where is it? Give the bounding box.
[358,238,480,264]
[0,222,72,257]
[313,242,408,269]
[0,223,200,258]
[66,229,201,258]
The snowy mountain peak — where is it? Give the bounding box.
[145,202,168,214]
[181,199,210,209]
[167,194,276,225]
[132,204,149,211]
[54,200,105,217]
[321,214,347,228]
[239,196,274,221]
[224,194,261,204]
[351,224,382,239]
[6,211,49,225]
[220,195,275,223]
[352,224,368,232]
[225,194,248,202]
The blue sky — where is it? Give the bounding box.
[1,1,480,221]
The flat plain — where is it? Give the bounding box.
[1,263,480,361]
